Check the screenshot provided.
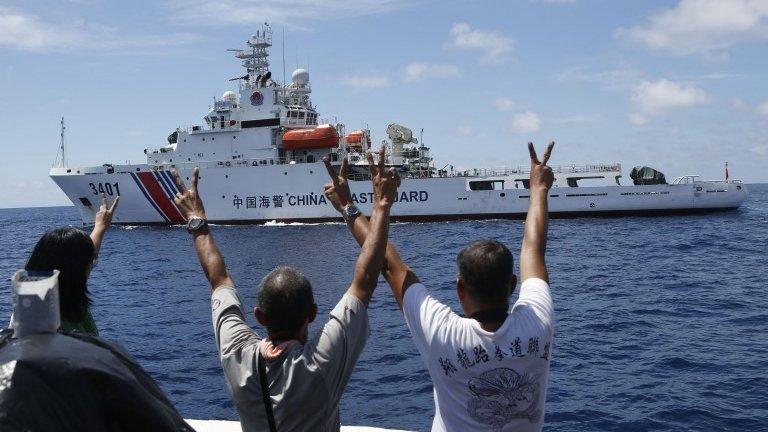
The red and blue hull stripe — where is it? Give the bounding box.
[130,170,186,224]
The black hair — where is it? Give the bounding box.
[457,240,515,302]
[25,227,95,324]
[258,266,314,335]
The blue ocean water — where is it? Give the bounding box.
[1,185,767,431]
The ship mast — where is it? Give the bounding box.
[55,117,67,168]
[228,23,273,88]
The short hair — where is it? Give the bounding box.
[25,227,95,324]
[457,240,514,302]
[258,266,314,334]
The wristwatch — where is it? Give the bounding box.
[187,216,208,232]
[342,204,362,219]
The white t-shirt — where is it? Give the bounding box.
[403,278,554,432]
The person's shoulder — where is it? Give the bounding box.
[402,282,429,306]
[516,278,552,304]
[212,285,242,311]
[334,292,368,317]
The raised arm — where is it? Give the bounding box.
[172,167,234,291]
[90,193,120,257]
[520,142,555,283]
[344,148,400,307]
[323,147,419,309]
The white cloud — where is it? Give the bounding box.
[756,101,768,116]
[341,74,390,88]
[552,114,602,124]
[629,113,649,126]
[445,22,515,61]
[616,0,768,57]
[556,65,642,90]
[457,124,472,136]
[401,62,461,82]
[0,7,198,52]
[492,97,515,111]
[629,79,709,124]
[510,111,542,133]
[167,0,406,28]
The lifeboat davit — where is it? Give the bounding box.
[282,124,339,150]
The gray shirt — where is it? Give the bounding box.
[211,286,369,432]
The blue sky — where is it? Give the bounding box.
[1,0,767,207]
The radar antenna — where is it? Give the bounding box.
[386,123,418,145]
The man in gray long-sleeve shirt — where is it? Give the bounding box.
[172,150,400,431]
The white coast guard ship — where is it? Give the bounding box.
[50,25,748,225]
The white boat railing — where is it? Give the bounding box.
[452,163,622,178]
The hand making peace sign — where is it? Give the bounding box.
[323,154,354,213]
[94,193,120,229]
[366,145,400,209]
[172,167,207,221]
[528,141,555,191]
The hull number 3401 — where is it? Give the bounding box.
[89,182,120,196]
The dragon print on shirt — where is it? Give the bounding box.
[467,367,541,431]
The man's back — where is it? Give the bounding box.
[402,278,554,432]
[213,287,369,432]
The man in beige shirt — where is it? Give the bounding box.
[172,152,400,432]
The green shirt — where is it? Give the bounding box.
[60,309,99,336]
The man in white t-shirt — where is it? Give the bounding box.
[323,142,556,432]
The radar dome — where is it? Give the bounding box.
[222,91,237,102]
[292,69,310,85]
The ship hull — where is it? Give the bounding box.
[50,162,749,226]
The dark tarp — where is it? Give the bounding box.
[0,331,195,432]
[629,166,667,185]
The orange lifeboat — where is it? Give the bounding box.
[346,130,365,144]
[345,129,370,150]
[282,124,339,150]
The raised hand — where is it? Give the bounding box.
[323,155,353,213]
[528,141,555,191]
[366,145,400,209]
[94,193,120,229]
[172,167,206,220]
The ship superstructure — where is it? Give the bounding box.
[50,25,748,225]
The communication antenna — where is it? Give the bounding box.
[282,27,286,90]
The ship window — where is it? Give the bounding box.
[307,155,315,163]
[298,111,305,119]
[567,176,605,187]
[469,180,504,191]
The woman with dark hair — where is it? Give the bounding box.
[25,194,119,335]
